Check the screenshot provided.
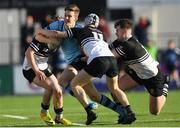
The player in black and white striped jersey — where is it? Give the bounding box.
[22,38,71,126]
[109,19,169,117]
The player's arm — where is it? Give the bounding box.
[36,29,68,40]
[108,42,120,58]
[35,33,59,44]
[25,47,38,72]
[111,49,120,58]
[25,47,46,80]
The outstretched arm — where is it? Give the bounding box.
[35,33,59,44]
[36,28,68,39]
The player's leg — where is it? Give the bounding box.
[70,67,130,125]
[33,75,71,126]
[47,74,72,125]
[111,73,139,103]
[58,65,98,109]
[33,77,56,126]
[148,73,169,115]
[107,76,129,106]
[57,65,78,88]
[106,58,136,124]
[82,82,99,109]
[23,69,55,126]
[106,75,136,124]
[149,95,166,115]
[70,69,97,125]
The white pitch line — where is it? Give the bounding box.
[2,114,28,120]
[72,122,86,126]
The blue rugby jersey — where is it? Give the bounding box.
[46,20,82,64]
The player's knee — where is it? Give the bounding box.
[53,87,63,97]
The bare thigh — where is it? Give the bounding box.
[57,65,78,87]
[33,75,60,90]
[118,73,139,91]
[71,69,95,87]
[33,76,53,90]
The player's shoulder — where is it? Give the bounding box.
[48,20,65,30]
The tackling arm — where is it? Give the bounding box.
[36,28,68,39]
[35,33,59,44]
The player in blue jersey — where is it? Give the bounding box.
[40,4,98,123]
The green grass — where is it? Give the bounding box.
[0,90,180,127]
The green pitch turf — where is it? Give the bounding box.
[0,90,180,127]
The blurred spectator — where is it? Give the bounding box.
[162,39,180,86]
[41,14,54,28]
[134,16,151,46]
[145,40,157,60]
[20,15,35,63]
[98,16,110,42]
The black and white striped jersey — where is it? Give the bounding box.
[23,39,59,70]
[29,39,59,57]
[109,36,159,79]
[66,26,114,64]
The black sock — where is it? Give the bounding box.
[41,103,49,110]
[65,85,75,97]
[54,107,63,118]
[85,105,92,115]
[54,107,63,115]
[125,105,133,114]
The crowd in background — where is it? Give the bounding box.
[20,14,180,88]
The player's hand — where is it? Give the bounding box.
[35,70,46,81]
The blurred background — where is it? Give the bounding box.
[0,0,180,95]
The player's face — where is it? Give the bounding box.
[64,10,77,28]
[115,26,131,41]
[115,26,124,40]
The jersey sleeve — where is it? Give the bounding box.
[109,40,126,57]
[45,20,64,30]
[108,42,115,50]
[29,38,41,52]
[109,40,119,50]
[66,27,82,38]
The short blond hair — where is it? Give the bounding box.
[65,4,80,18]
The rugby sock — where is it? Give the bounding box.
[65,85,75,97]
[41,103,50,113]
[54,108,63,118]
[100,95,125,116]
[125,105,133,114]
[85,104,92,115]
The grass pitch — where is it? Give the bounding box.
[0,90,180,127]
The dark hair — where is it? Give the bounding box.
[65,4,80,16]
[114,19,133,29]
